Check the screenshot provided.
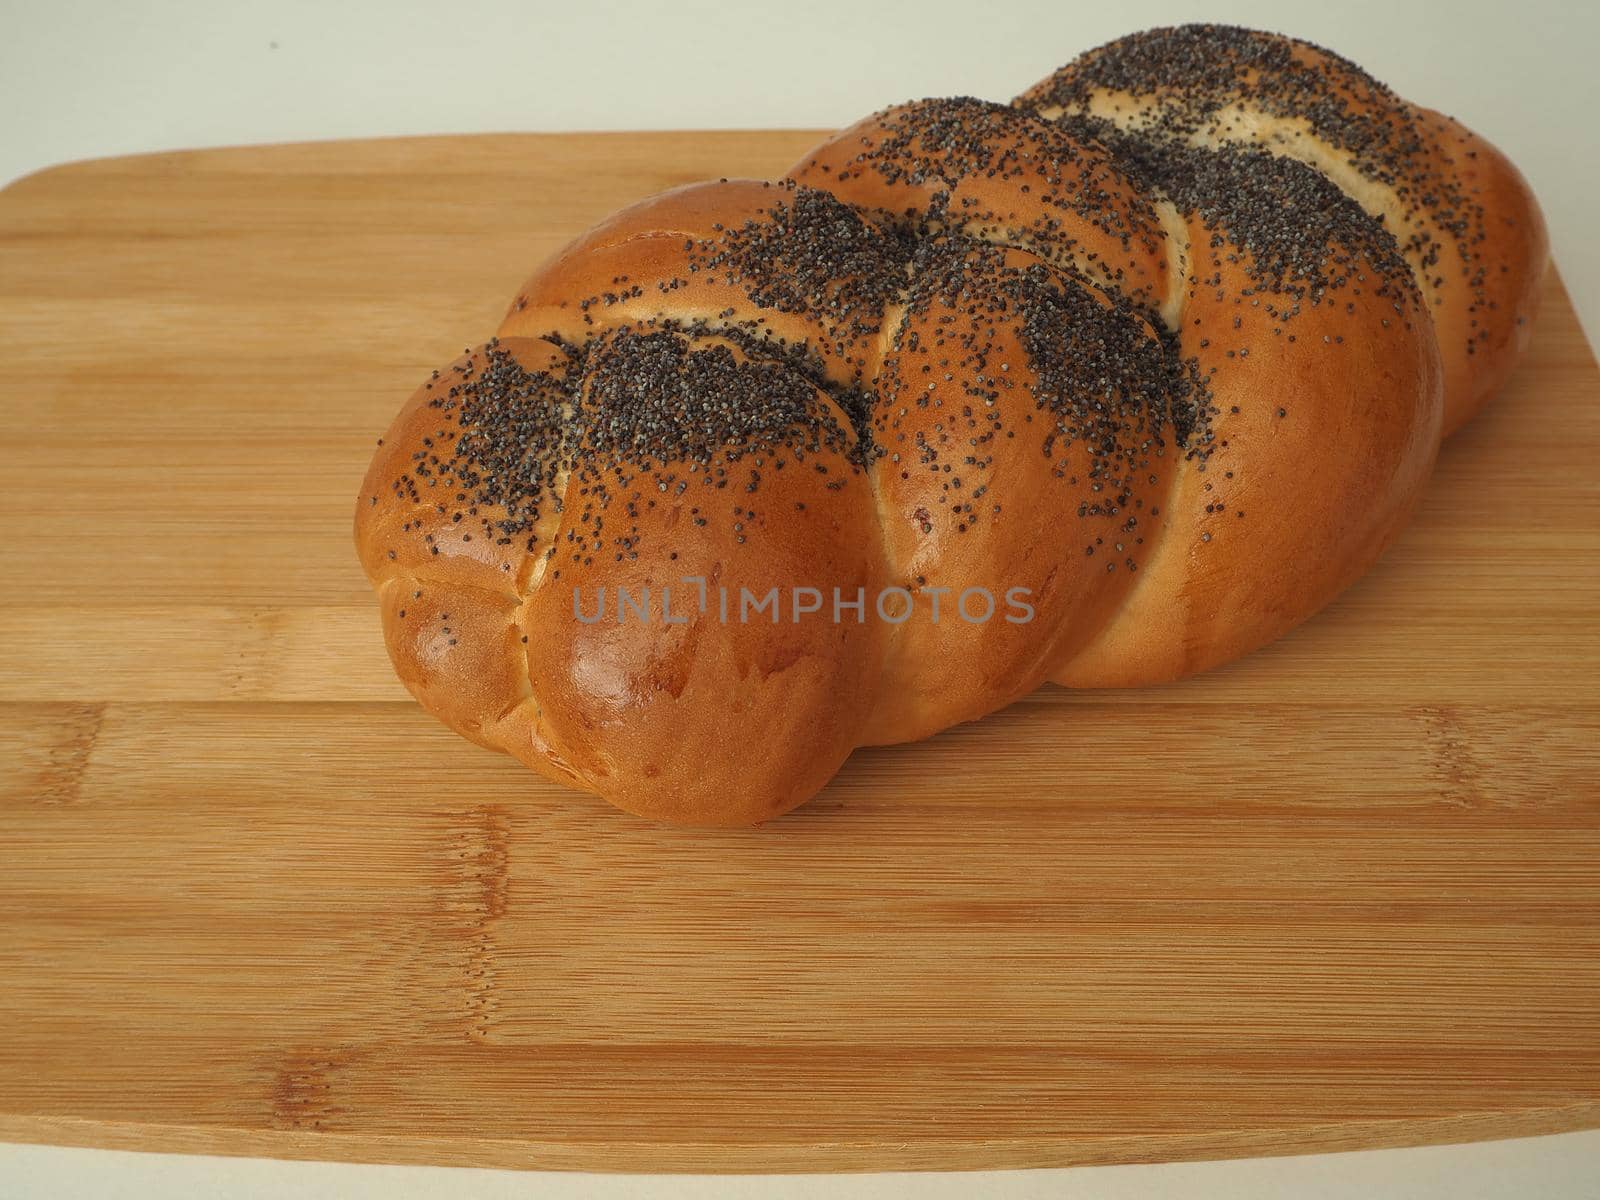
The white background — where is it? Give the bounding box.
[1,0,1596,1195]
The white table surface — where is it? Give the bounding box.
[2,1,1595,1195]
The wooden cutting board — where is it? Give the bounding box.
[1,131,1597,1174]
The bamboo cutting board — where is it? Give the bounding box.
[1,131,1598,1174]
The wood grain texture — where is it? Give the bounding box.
[0,131,1597,1173]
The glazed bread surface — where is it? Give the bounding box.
[356,24,1547,825]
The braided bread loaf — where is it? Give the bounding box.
[355,24,1547,825]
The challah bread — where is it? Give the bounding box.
[356,24,1547,825]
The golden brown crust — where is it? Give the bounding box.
[502,181,852,374]
[516,420,887,825]
[1014,24,1548,433]
[355,25,1545,824]
[790,100,1175,316]
[1410,108,1548,428]
[861,243,1174,742]
[1052,217,1443,686]
[356,329,888,825]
